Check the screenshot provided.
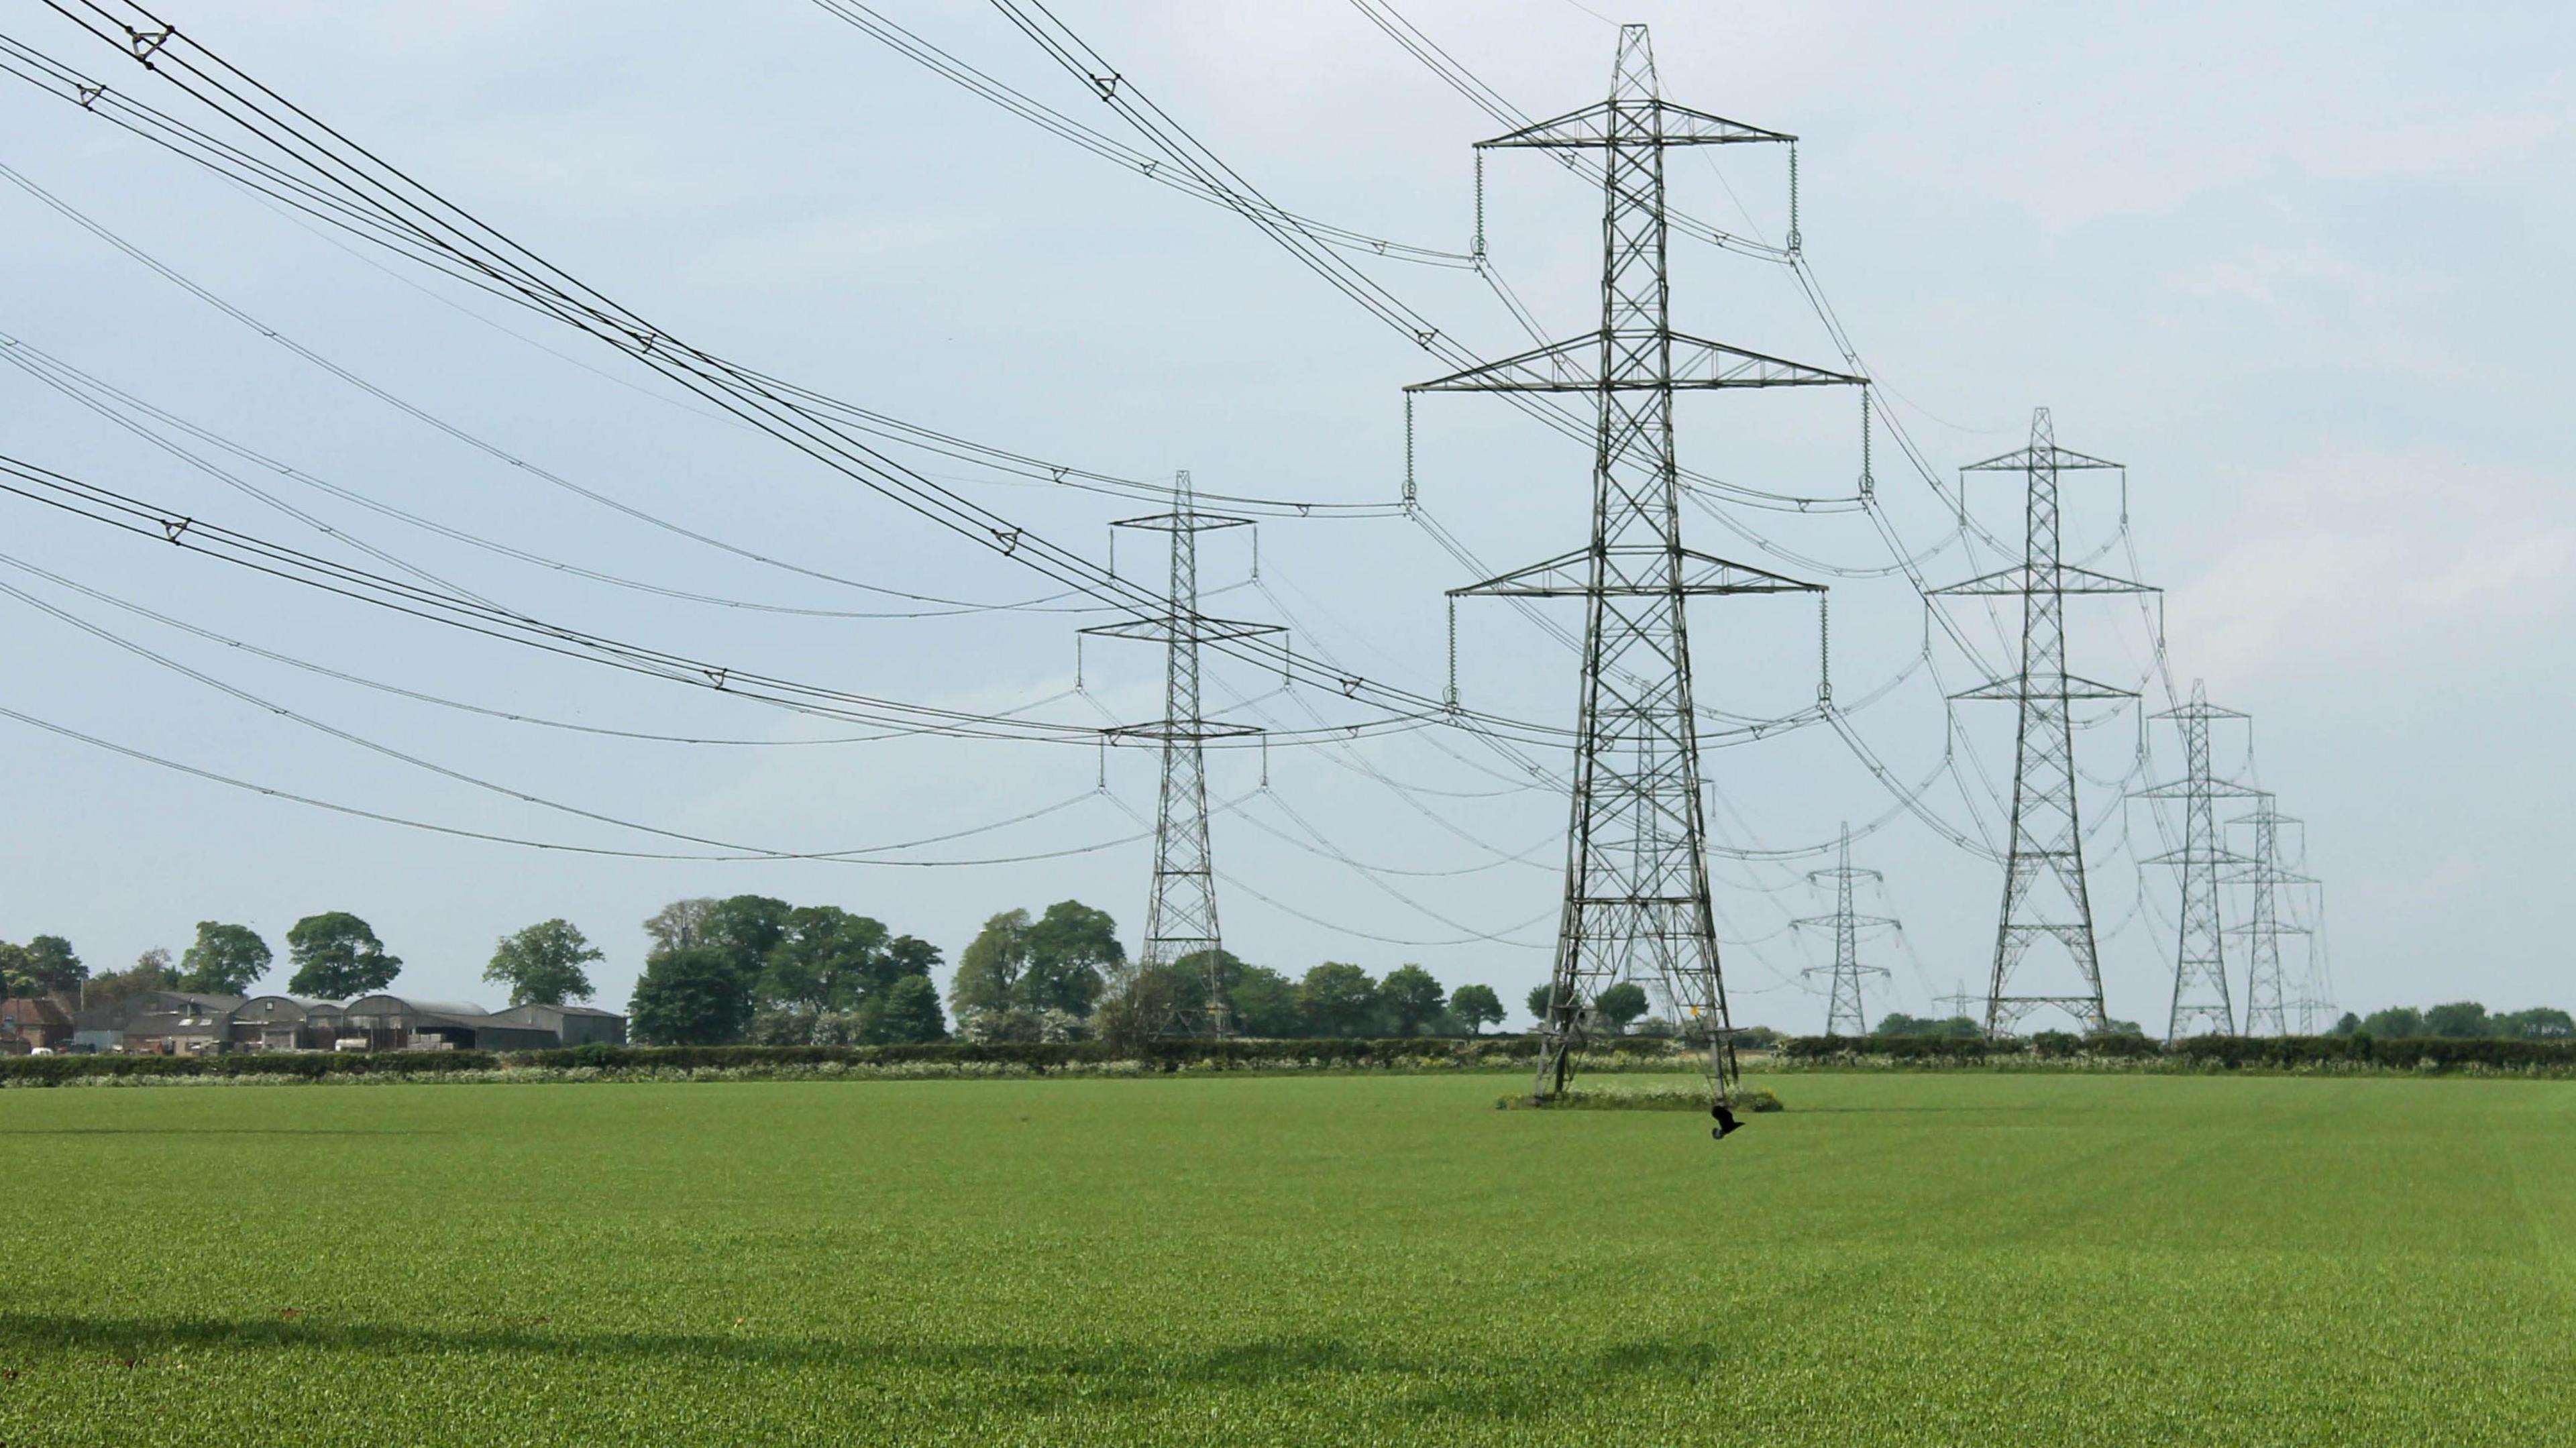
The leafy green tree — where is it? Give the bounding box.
[861,974,948,1044]
[2361,1006,2425,1038]
[1379,964,1446,1036]
[284,913,400,999]
[642,898,715,954]
[1228,964,1304,1038]
[2329,1011,2363,1038]
[629,944,755,1045]
[22,936,85,995]
[484,919,602,1006]
[89,948,180,1005]
[1594,981,1650,1034]
[1449,983,1505,1036]
[2496,1007,2575,1040]
[1526,983,1556,1023]
[178,923,270,995]
[1299,962,1379,1037]
[2422,1001,2491,1039]
[1023,900,1121,1016]
[949,909,1032,1017]
[0,944,34,999]
[761,906,891,1012]
[704,895,793,979]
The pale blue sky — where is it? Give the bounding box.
[2,0,2567,1027]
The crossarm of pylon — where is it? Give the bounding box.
[1079,616,1287,644]
[1405,331,1862,394]
[1475,99,1794,150]
[1962,443,2125,472]
[1949,672,2138,702]
[1109,510,1256,534]
[1103,719,1266,742]
[2137,780,2266,802]
[1447,545,1821,598]
[1929,563,2157,597]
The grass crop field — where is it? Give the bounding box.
[3,1072,2571,1445]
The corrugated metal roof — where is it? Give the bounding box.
[343,995,491,1018]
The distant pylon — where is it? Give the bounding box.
[1933,409,2155,1036]
[2135,680,2261,1040]
[1409,25,1862,1115]
[1792,823,1896,1036]
[1936,979,1982,1022]
[1085,470,1281,1034]
[2225,795,2314,1037]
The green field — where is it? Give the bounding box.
[3,1072,2571,1445]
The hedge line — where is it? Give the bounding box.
[1779,1034,2576,1070]
[0,1035,1701,1086]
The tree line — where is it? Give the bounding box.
[0,914,606,1009]
[936,902,1511,1048]
[2329,1002,2572,1040]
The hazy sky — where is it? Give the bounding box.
[3,0,2569,1029]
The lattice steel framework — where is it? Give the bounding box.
[1084,471,1279,1034]
[1933,409,2153,1036]
[1409,25,1860,1115]
[2224,797,2313,1038]
[2137,681,2259,1040]
[1793,823,1896,1037]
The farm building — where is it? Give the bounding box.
[486,1002,627,1046]
[107,992,247,1054]
[229,996,347,1052]
[339,995,571,1052]
[1,996,74,1052]
[43,991,623,1054]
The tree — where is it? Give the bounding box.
[1449,983,1505,1036]
[703,895,793,979]
[1229,964,1304,1038]
[178,922,271,995]
[2497,1007,2575,1040]
[2329,1011,2363,1038]
[1526,983,1556,1023]
[862,974,948,1044]
[949,909,1032,1017]
[2422,1001,2491,1039]
[284,913,400,999]
[1379,964,1446,1036]
[2361,1006,2425,1038]
[484,920,602,1006]
[22,936,85,995]
[0,944,34,999]
[761,906,892,1013]
[1298,962,1379,1037]
[88,948,180,1005]
[643,898,716,954]
[1594,981,1650,1034]
[629,944,756,1045]
[1023,900,1120,1016]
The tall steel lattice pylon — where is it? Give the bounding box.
[2135,680,2260,1040]
[1792,824,1896,1037]
[1408,25,1862,1111]
[1933,409,2154,1036]
[1084,471,1279,1034]
[2225,796,2314,1038]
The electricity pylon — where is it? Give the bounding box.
[2225,795,2314,1037]
[1792,824,1896,1037]
[1933,410,2153,1036]
[1407,25,1862,1113]
[2135,680,2260,1040]
[1084,470,1279,1034]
